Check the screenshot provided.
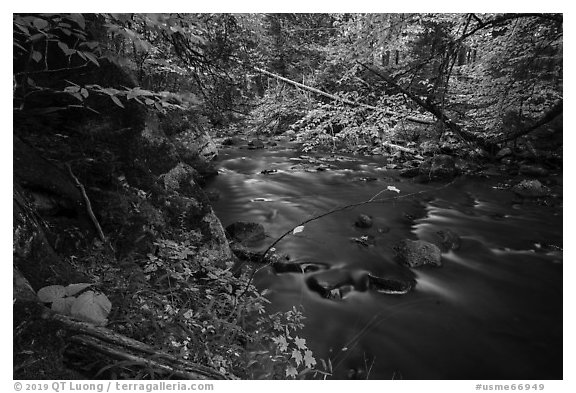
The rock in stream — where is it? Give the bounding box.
[394,239,443,268]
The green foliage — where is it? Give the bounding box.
[13,13,189,116]
[293,92,417,153]
[317,13,562,144]
[130,238,319,378]
[247,84,310,136]
[243,306,330,379]
[449,15,562,137]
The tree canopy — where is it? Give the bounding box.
[13,13,562,151]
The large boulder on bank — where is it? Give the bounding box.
[394,239,442,268]
[126,112,219,188]
[173,128,218,162]
[418,154,457,182]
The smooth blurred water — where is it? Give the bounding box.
[206,142,563,379]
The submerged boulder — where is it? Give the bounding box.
[355,214,373,229]
[367,274,415,295]
[273,261,329,274]
[394,239,442,268]
[306,268,415,299]
[306,269,355,299]
[434,229,462,252]
[399,167,420,178]
[247,139,265,149]
[221,136,244,146]
[512,179,551,198]
[225,221,266,245]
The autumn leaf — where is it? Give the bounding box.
[303,350,317,368]
[291,349,303,366]
[286,365,298,378]
[294,336,307,350]
[292,225,304,235]
[272,335,288,352]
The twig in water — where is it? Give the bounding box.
[235,181,454,301]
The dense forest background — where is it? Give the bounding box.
[13,13,562,380]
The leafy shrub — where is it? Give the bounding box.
[134,238,323,378]
[247,85,310,136]
[292,92,423,154]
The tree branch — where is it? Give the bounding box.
[66,164,107,244]
[357,61,482,145]
[492,101,563,144]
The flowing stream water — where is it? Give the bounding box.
[205,141,562,380]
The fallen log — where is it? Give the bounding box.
[254,66,393,115]
[382,142,416,154]
[404,116,435,125]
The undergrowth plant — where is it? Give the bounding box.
[137,237,325,379]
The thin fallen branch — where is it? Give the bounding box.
[66,163,106,244]
[261,185,450,259]
[59,314,229,379]
[68,334,225,380]
[236,181,454,300]
[404,116,435,125]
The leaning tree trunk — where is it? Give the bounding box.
[356,62,483,146]
[491,101,563,144]
[356,62,563,151]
